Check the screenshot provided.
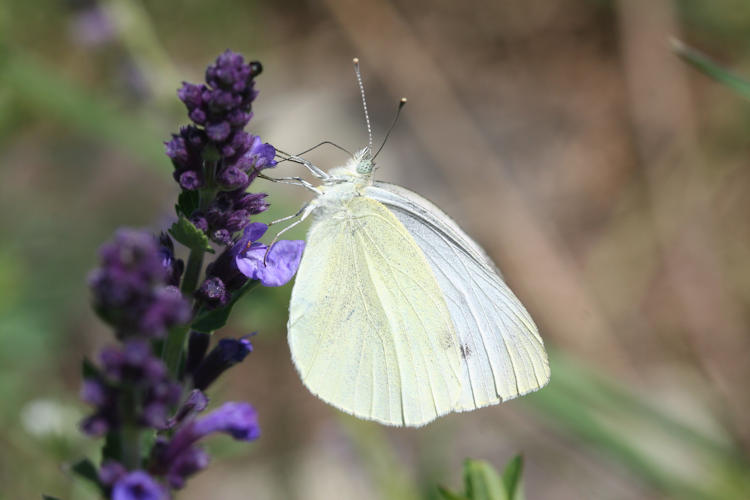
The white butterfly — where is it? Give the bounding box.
[268,60,549,427]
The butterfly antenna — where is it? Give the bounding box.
[374,98,407,159]
[353,57,373,153]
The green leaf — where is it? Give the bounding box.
[501,455,524,500]
[81,357,102,380]
[437,486,470,500]
[176,190,199,218]
[140,429,158,463]
[191,280,259,333]
[71,458,101,490]
[168,215,214,254]
[463,459,508,500]
[102,429,122,462]
[42,495,62,500]
[672,38,750,100]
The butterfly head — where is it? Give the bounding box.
[354,147,375,175]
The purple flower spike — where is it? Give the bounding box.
[236,239,305,287]
[79,51,277,498]
[166,50,272,247]
[112,470,169,500]
[89,229,190,338]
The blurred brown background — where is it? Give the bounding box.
[2,0,750,498]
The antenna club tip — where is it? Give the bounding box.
[352,57,360,64]
[400,97,408,103]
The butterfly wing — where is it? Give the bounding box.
[366,182,550,410]
[288,194,463,426]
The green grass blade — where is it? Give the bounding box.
[0,49,170,170]
[672,38,750,100]
[463,459,508,500]
[501,455,524,500]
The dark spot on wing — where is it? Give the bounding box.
[460,343,472,359]
[440,331,455,350]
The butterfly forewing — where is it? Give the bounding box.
[288,194,463,426]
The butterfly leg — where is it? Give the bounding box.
[274,147,331,180]
[263,202,316,265]
[289,155,329,180]
[269,202,309,226]
[258,174,322,194]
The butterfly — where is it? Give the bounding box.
[269,59,549,427]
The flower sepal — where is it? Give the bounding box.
[175,190,199,219]
[70,457,107,496]
[168,215,215,254]
[200,142,221,164]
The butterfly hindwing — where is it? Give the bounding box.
[366,182,550,410]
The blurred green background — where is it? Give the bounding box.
[2,0,750,498]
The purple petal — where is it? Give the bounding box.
[161,403,259,466]
[112,470,169,500]
[229,223,268,258]
[192,402,260,441]
[234,243,266,282]
[192,337,253,390]
[169,389,210,429]
[235,240,304,287]
[167,446,209,490]
[99,460,127,487]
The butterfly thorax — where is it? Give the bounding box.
[325,147,375,184]
[312,148,376,220]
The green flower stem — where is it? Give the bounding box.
[180,247,205,296]
[120,424,142,469]
[162,247,204,377]
[120,389,142,469]
[163,323,190,379]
